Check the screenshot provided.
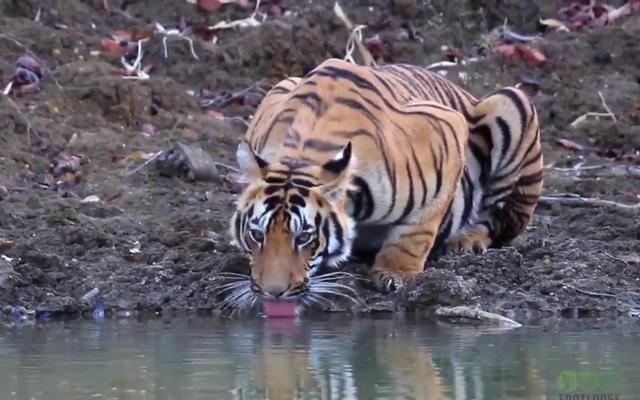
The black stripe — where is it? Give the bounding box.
[397,161,415,223]
[291,92,324,116]
[386,243,419,259]
[517,171,543,186]
[263,195,282,211]
[303,138,345,152]
[468,140,490,186]
[496,88,527,132]
[509,192,540,205]
[325,212,345,258]
[434,142,443,195]
[334,97,378,122]
[310,66,381,95]
[370,70,406,104]
[351,176,374,220]
[461,169,474,226]
[264,185,281,195]
[496,117,512,168]
[521,148,543,170]
[264,176,287,184]
[291,178,317,188]
[289,194,306,208]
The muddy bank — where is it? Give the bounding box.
[1,0,639,324]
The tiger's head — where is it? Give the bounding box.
[226,141,357,313]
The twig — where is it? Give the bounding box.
[563,284,617,298]
[125,150,164,177]
[569,112,613,128]
[121,40,149,80]
[569,91,617,127]
[602,251,630,266]
[214,162,240,173]
[546,164,640,178]
[333,1,376,67]
[208,0,265,31]
[435,306,522,327]
[598,90,617,122]
[155,22,199,60]
[539,194,640,211]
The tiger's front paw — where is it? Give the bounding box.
[369,269,404,294]
[445,231,491,255]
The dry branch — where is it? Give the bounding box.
[333,1,376,67]
[569,91,617,127]
[435,306,522,327]
[539,194,640,211]
[547,164,640,178]
[563,284,617,298]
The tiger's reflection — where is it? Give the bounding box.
[235,316,451,400]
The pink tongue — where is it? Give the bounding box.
[263,300,297,318]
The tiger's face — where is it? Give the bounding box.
[227,141,356,311]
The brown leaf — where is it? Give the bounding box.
[110,30,132,42]
[363,34,391,61]
[16,55,42,78]
[130,28,154,41]
[619,253,640,264]
[493,44,546,68]
[101,39,124,56]
[50,152,86,177]
[140,123,156,137]
[198,0,223,13]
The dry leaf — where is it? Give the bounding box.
[198,0,223,12]
[539,18,570,32]
[619,253,640,264]
[493,44,546,68]
[101,39,124,56]
[556,138,586,151]
[126,150,153,161]
[81,195,101,203]
[110,30,132,42]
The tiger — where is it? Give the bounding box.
[228,57,543,310]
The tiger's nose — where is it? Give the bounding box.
[253,280,288,299]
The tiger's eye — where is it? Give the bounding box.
[296,232,313,246]
[250,229,264,243]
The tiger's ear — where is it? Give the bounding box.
[319,142,354,197]
[236,141,269,180]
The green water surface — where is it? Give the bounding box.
[1,315,638,400]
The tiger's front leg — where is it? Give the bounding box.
[368,202,452,293]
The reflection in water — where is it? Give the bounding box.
[0,316,639,400]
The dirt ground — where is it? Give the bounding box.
[1,0,639,324]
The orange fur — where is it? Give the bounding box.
[230,58,543,296]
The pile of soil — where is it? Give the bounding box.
[1,0,638,324]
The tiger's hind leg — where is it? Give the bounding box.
[445,87,544,254]
[368,102,468,293]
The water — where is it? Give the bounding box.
[1,315,639,400]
